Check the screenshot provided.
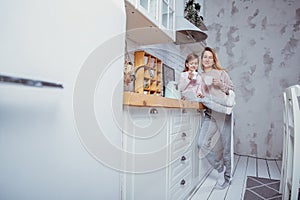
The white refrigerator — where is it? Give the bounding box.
[0,0,126,199]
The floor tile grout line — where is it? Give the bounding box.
[256,157,258,177]
[239,156,250,200]
[224,155,241,200]
[240,156,249,200]
[266,159,271,179]
[275,160,282,174]
[220,156,240,200]
[187,167,214,200]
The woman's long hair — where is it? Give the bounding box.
[182,53,199,72]
[200,47,223,71]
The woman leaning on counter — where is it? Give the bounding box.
[197,47,235,190]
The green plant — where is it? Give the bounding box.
[184,0,202,29]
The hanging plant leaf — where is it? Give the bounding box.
[194,3,201,11]
[184,0,203,29]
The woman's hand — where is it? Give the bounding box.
[212,78,221,87]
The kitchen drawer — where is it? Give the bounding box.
[170,150,192,187]
[170,129,193,160]
[169,172,193,200]
[170,109,192,134]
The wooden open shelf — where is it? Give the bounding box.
[134,50,162,96]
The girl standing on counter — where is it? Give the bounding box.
[197,47,234,190]
[178,53,204,100]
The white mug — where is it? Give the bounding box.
[204,76,213,85]
[192,71,198,80]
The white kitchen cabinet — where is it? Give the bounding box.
[122,106,211,200]
[161,0,175,35]
[125,0,176,45]
[122,106,169,200]
[168,108,205,200]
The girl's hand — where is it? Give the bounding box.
[188,70,196,80]
[197,93,204,98]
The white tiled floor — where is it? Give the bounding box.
[189,155,281,200]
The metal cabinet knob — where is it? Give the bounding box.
[180,179,186,185]
[150,108,158,114]
[181,156,186,161]
[181,132,187,137]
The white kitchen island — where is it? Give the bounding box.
[122,92,211,200]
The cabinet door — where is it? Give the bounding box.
[122,106,169,200]
[190,109,212,187]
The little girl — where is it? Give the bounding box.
[179,53,203,100]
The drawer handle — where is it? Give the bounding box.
[181,156,186,161]
[181,132,187,138]
[182,109,187,114]
[180,179,186,185]
[150,108,158,114]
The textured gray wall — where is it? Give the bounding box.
[203,0,300,158]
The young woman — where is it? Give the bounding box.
[197,47,234,190]
[178,53,203,100]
